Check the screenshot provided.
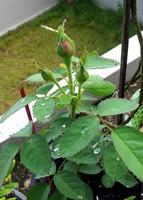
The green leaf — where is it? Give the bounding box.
[118,173,138,188]
[0,188,11,197]
[63,162,77,173]
[26,72,63,84]
[103,143,128,181]
[131,89,140,103]
[76,103,96,115]
[26,73,45,83]
[85,52,119,69]
[36,83,54,95]
[54,171,93,200]
[7,198,16,200]
[0,142,19,185]
[97,98,138,116]
[81,95,97,102]
[60,95,72,105]
[54,67,67,77]
[35,161,56,179]
[4,182,18,189]
[46,117,71,142]
[55,116,100,157]
[102,174,115,188]
[48,191,67,200]
[129,105,143,129]
[0,96,37,123]
[72,56,80,63]
[6,159,15,178]
[82,75,116,96]
[20,135,51,175]
[124,196,136,200]
[78,163,102,175]
[11,122,32,137]
[33,98,55,123]
[67,146,97,164]
[0,197,5,200]
[27,183,50,200]
[112,126,143,181]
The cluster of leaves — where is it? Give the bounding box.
[0,159,18,200]
[0,24,143,200]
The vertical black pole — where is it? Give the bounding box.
[118,0,131,124]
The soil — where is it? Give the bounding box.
[81,172,141,200]
[12,155,32,194]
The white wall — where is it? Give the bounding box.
[94,0,143,22]
[0,0,57,36]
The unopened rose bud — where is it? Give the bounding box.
[40,69,56,83]
[57,39,74,58]
[56,31,75,67]
[76,64,89,84]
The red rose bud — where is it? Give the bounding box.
[62,40,73,56]
[56,34,75,60]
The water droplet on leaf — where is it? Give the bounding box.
[92,143,99,149]
[53,144,60,152]
[93,148,101,155]
[44,115,50,119]
[62,124,66,128]
[81,126,87,135]
[117,157,120,161]
[77,195,83,199]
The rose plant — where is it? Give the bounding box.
[0,22,143,199]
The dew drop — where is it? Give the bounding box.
[93,148,101,155]
[92,143,99,149]
[77,195,83,199]
[62,124,66,128]
[126,185,129,188]
[81,127,87,135]
[44,115,50,119]
[53,144,60,152]
[41,103,45,106]
[117,157,120,161]
[49,145,53,151]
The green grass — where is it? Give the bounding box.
[0,0,135,114]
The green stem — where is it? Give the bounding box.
[55,81,66,95]
[98,116,117,131]
[77,83,82,99]
[67,63,74,95]
[65,59,76,118]
[71,83,82,118]
[71,103,76,118]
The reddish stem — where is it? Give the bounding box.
[20,86,36,133]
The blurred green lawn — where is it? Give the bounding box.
[0,0,135,114]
